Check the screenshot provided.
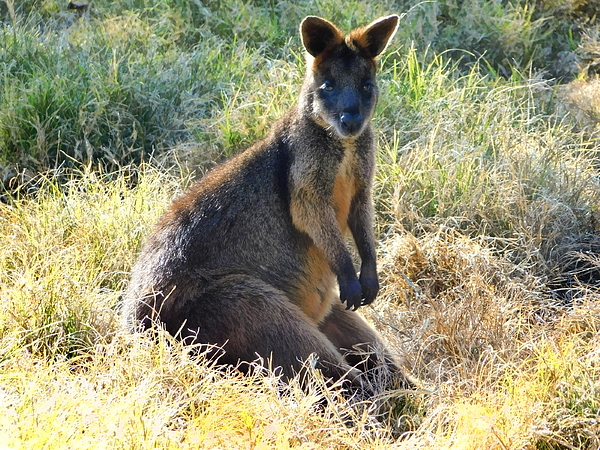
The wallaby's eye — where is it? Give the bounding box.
[363,82,374,93]
[321,81,334,92]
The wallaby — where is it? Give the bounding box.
[124,15,404,384]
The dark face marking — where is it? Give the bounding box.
[310,46,378,139]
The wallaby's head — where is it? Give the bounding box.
[299,15,399,139]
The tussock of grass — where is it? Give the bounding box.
[376,49,600,275]
[371,228,538,395]
[558,78,600,132]
[0,167,181,357]
[368,229,600,449]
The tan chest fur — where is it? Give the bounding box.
[332,142,358,234]
[294,143,358,323]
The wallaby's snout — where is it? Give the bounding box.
[310,69,377,138]
[337,75,376,137]
[340,111,363,135]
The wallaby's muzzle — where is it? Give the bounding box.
[340,112,363,136]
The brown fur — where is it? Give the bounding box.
[123,15,404,383]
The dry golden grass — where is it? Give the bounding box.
[559,78,600,133]
[1,165,599,449]
[367,228,600,449]
[1,332,409,449]
[0,167,178,357]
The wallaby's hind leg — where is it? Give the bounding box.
[319,302,396,371]
[319,303,417,389]
[172,275,353,381]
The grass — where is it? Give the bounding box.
[1,0,600,448]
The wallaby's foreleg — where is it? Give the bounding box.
[348,187,379,306]
[290,168,362,311]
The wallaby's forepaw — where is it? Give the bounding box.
[339,277,362,311]
[359,274,379,306]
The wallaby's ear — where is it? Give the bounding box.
[349,15,399,58]
[300,16,344,57]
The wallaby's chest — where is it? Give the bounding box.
[332,144,358,234]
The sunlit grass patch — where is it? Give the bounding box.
[0,166,181,357]
[376,50,600,273]
[0,332,421,450]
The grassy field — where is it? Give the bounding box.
[1,0,600,448]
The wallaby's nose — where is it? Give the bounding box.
[340,112,363,135]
